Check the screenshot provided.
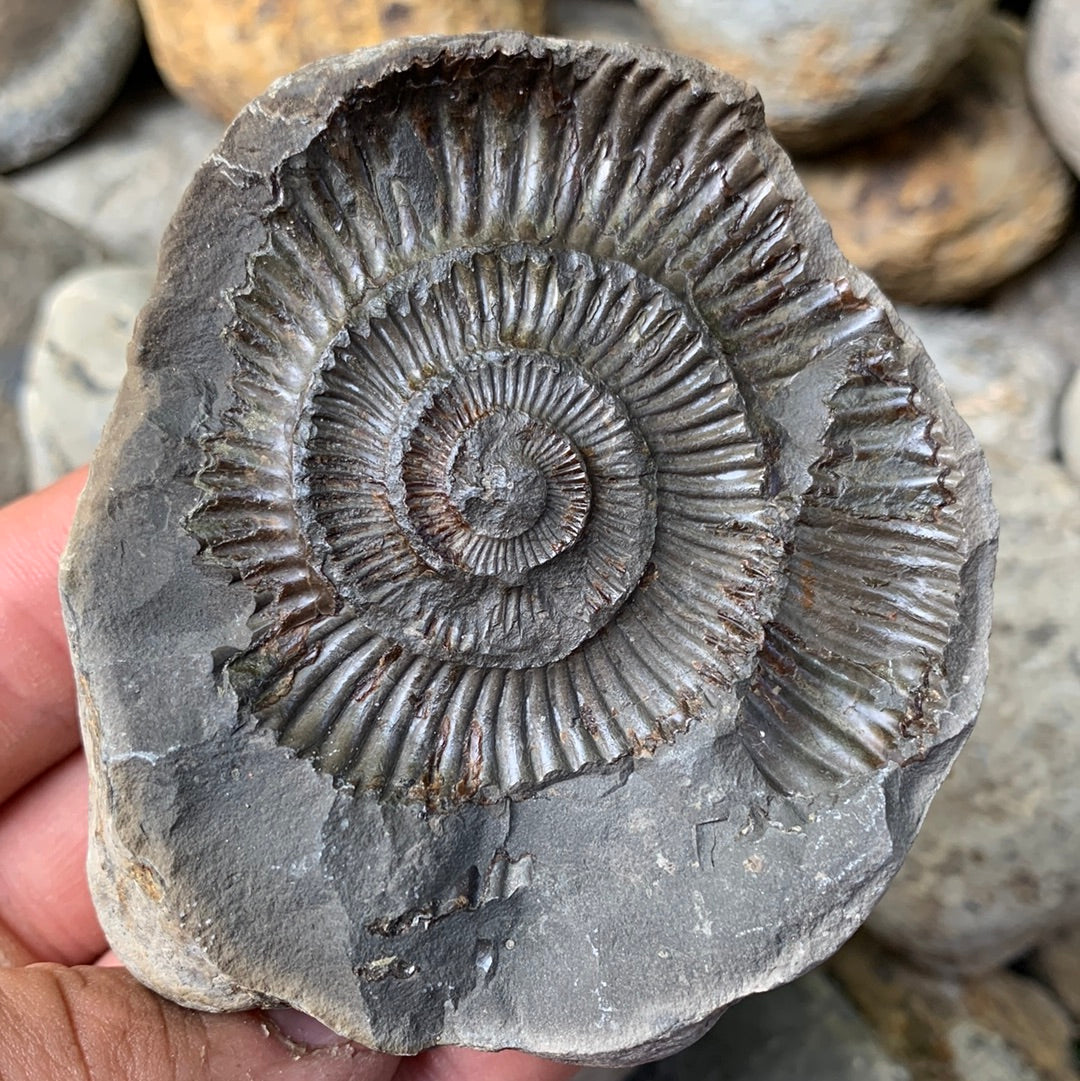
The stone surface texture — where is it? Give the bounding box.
[0,0,142,172]
[993,227,1080,374]
[899,305,1071,460]
[549,0,660,47]
[1061,370,1080,485]
[632,971,910,1081]
[832,934,1080,1081]
[1029,0,1080,178]
[1034,924,1080,1025]
[0,182,104,352]
[0,398,29,507]
[138,0,547,120]
[20,265,153,489]
[797,16,1075,305]
[62,35,995,1064]
[636,0,991,153]
[870,454,1080,974]
[8,80,225,265]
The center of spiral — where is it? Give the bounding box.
[448,413,551,539]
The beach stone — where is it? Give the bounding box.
[630,971,910,1081]
[832,934,1080,1081]
[635,0,991,153]
[1033,924,1080,1024]
[1061,370,1080,484]
[0,0,142,172]
[20,265,152,489]
[8,79,224,264]
[62,35,995,1064]
[138,0,547,121]
[869,454,1080,974]
[550,0,660,46]
[0,399,28,506]
[0,181,104,363]
[797,16,1075,304]
[0,183,100,503]
[899,305,1070,460]
[994,228,1080,375]
[1029,0,1080,178]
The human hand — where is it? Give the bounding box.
[0,469,580,1081]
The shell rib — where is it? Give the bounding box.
[186,43,973,806]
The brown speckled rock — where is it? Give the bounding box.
[832,934,1080,1081]
[898,305,1070,461]
[635,0,991,153]
[797,16,1075,304]
[138,0,547,120]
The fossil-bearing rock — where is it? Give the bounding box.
[62,34,996,1065]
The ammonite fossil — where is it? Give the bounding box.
[63,34,996,1065]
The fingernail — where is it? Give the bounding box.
[266,1007,349,1049]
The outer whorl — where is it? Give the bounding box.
[63,34,996,1065]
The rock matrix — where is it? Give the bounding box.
[62,34,995,1064]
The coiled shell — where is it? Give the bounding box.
[63,34,996,1065]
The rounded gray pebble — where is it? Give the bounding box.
[0,0,142,173]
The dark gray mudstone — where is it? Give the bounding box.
[62,34,996,1064]
[630,972,909,1081]
[0,0,142,173]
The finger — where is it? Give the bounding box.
[0,468,87,805]
[0,752,106,964]
[0,963,401,1081]
[400,1046,579,1081]
[0,915,36,968]
[94,949,121,967]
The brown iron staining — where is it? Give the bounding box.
[186,41,970,809]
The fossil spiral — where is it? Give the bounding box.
[64,33,996,1063]
[186,40,975,808]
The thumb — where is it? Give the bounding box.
[0,963,399,1081]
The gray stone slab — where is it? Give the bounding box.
[62,34,996,1065]
[630,972,909,1081]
